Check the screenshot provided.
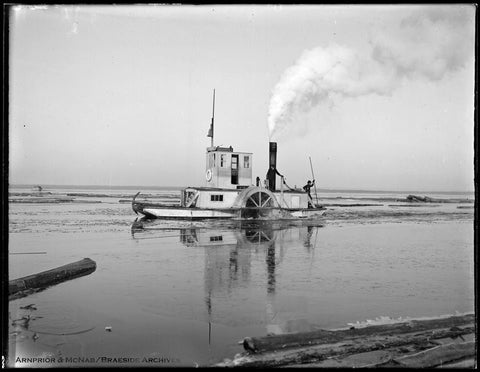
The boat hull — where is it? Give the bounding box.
[133,202,326,220]
[142,206,238,219]
[131,188,326,220]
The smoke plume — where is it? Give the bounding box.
[267,6,473,139]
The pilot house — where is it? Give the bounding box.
[205,146,253,189]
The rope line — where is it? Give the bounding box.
[282,177,297,191]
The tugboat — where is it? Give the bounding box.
[132,92,326,220]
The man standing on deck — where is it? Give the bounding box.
[303,180,315,208]
[266,165,283,191]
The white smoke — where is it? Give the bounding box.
[267,6,474,139]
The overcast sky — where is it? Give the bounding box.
[9,5,475,191]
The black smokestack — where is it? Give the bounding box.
[269,142,277,169]
[268,142,277,190]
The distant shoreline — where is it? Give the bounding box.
[8,184,475,196]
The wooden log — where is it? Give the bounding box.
[9,197,75,203]
[321,204,384,207]
[391,341,476,368]
[285,341,476,368]
[243,314,474,353]
[406,195,433,202]
[220,324,475,368]
[436,357,476,368]
[9,258,96,300]
[10,252,47,255]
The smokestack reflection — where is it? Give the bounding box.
[266,244,276,294]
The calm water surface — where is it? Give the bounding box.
[8,186,475,367]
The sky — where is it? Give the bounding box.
[8,4,476,191]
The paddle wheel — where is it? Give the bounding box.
[245,190,275,208]
[232,187,287,219]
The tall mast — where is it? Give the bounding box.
[211,89,215,148]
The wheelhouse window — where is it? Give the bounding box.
[220,154,225,167]
[210,236,223,242]
[211,194,224,202]
[244,156,250,168]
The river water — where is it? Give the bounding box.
[7,185,475,367]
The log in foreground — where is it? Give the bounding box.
[385,341,476,368]
[242,314,475,353]
[218,314,475,368]
[9,258,96,300]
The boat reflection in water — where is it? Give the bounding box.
[131,218,323,339]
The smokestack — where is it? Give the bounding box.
[269,142,277,169]
[268,142,277,190]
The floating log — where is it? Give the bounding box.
[321,203,383,207]
[219,315,475,368]
[406,195,433,202]
[9,197,75,203]
[388,204,441,208]
[388,341,475,368]
[242,314,474,353]
[10,252,47,255]
[286,340,476,368]
[66,193,112,197]
[9,258,96,300]
[9,192,52,196]
[404,195,473,204]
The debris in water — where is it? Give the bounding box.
[105,326,112,332]
[12,315,31,328]
[20,304,37,310]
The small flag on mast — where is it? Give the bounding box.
[207,118,213,138]
[207,89,215,144]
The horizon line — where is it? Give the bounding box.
[8,183,475,194]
